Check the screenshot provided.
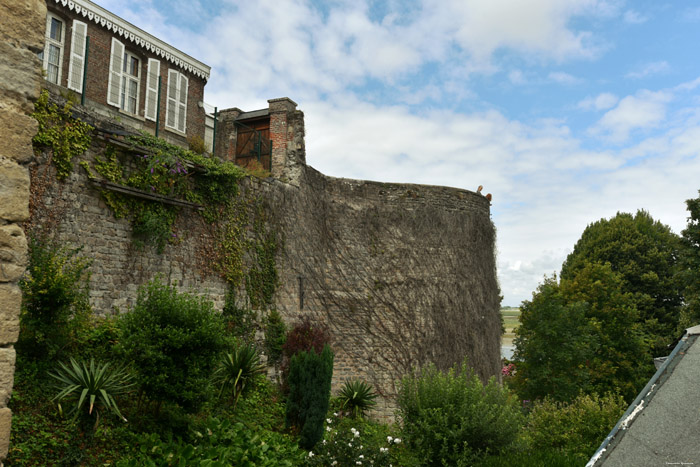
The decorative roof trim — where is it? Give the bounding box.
[50,0,211,81]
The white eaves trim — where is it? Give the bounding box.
[49,0,211,81]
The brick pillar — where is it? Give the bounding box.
[0,0,46,459]
[268,97,297,178]
[215,107,242,161]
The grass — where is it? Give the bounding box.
[501,307,520,347]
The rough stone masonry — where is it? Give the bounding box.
[0,0,46,459]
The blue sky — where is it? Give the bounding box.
[100,0,700,306]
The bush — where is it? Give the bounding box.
[337,380,378,418]
[285,345,334,450]
[214,341,265,408]
[18,236,92,360]
[281,317,331,392]
[397,360,524,466]
[522,392,626,459]
[264,309,287,366]
[118,278,228,413]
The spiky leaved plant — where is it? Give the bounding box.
[338,380,378,418]
[214,342,266,408]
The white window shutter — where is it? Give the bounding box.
[145,59,160,121]
[107,37,124,107]
[166,69,178,129]
[177,74,188,133]
[67,20,87,92]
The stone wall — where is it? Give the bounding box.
[0,0,46,459]
[28,96,501,421]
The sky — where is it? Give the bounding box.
[99,0,700,306]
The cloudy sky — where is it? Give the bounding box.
[100,0,700,306]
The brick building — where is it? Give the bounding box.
[40,0,210,147]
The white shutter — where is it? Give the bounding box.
[40,14,52,69]
[107,37,124,107]
[177,74,188,133]
[166,69,178,129]
[67,20,87,92]
[144,59,160,121]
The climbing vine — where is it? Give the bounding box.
[246,203,280,308]
[32,90,93,180]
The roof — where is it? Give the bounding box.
[587,325,700,466]
[49,0,210,80]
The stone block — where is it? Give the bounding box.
[0,348,15,407]
[0,408,10,459]
[0,284,21,345]
[0,0,46,50]
[0,42,44,114]
[0,158,30,222]
[0,108,38,163]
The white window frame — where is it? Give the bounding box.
[165,69,188,133]
[67,20,87,92]
[42,13,65,85]
[120,50,140,115]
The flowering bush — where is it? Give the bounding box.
[502,363,516,377]
[304,414,398,466]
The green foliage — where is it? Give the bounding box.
[264,309,287,366]
[214,342,266,407]
[679,190,700,331]
[221,288,257,342]
[514,264,653,403]
[131,203,178,254]
[286,345,334,450]
[521,392,626,459]
[305,414,396,466]
[560,210,683,355]
[118,278,228,413]
[246,208,279,308]
[18,235,92,360]
[397,360,524,466]
[338,380,378,418]
[32,90,93,179]
[49,357,135,425]
[117,417,304,466]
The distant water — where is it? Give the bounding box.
[501,345,515,360]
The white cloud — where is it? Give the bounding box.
[509,70,526,85]
[548,71,582,85]
[590,90,672,142]
[623,9,648,24]
[626,61,670,79]
[578,92,619,111]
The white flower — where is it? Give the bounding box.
[308,451,314,457]
[380,447,388,453]
[349,443,353,447]
[326,426,332,432]
[393,438,401,444]
[323,439,327,444]
[359,455,364,459]
[354,430,360,438]
[327,418,332,424]
[331,462,338,466]
[356,462,362,465]
[333,412,339,417]
[351,427,357,433]
[387,436,393,443]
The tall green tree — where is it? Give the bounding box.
[560,210,683,355]
[679,190,700,331]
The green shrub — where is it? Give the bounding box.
[522,392,626,459]
[264,309,287,366]
[338,380,378,418]
[118,278,228,413]
[18,236,92,360]
[285,345,334,450]
[397,360,524,466]
[305,414,396,466]
[49,357,135,427]
[214,341,265,408]
[117,417,304,466]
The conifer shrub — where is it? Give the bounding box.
[280,317,331,392]
[118,278,228,413]
[397,360,523,466]
[264,309,287,366]
[285,344,334,450]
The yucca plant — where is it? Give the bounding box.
[215,343,266,408]
[338,380,378,418]
[49,357,135,427]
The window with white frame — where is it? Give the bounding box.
[166,69,188,133]
[107,38,141,115]
[41,13,65,85]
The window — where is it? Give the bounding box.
[166,69,188,133]
[144,59,160,121]
[41,14,65,85]
[107,38,141,115]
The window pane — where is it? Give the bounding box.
[48,44,60,67]
[130,57,139,76]
[50,18,62,41]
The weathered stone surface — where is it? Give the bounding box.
[0,109,38,163]
[0,0,46,50]
[0,158,29,222]
[0,408,11,460]
[0,285,20,346]
[0,42,44,114]
[0,224,26,284]
[0,349,15,408]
